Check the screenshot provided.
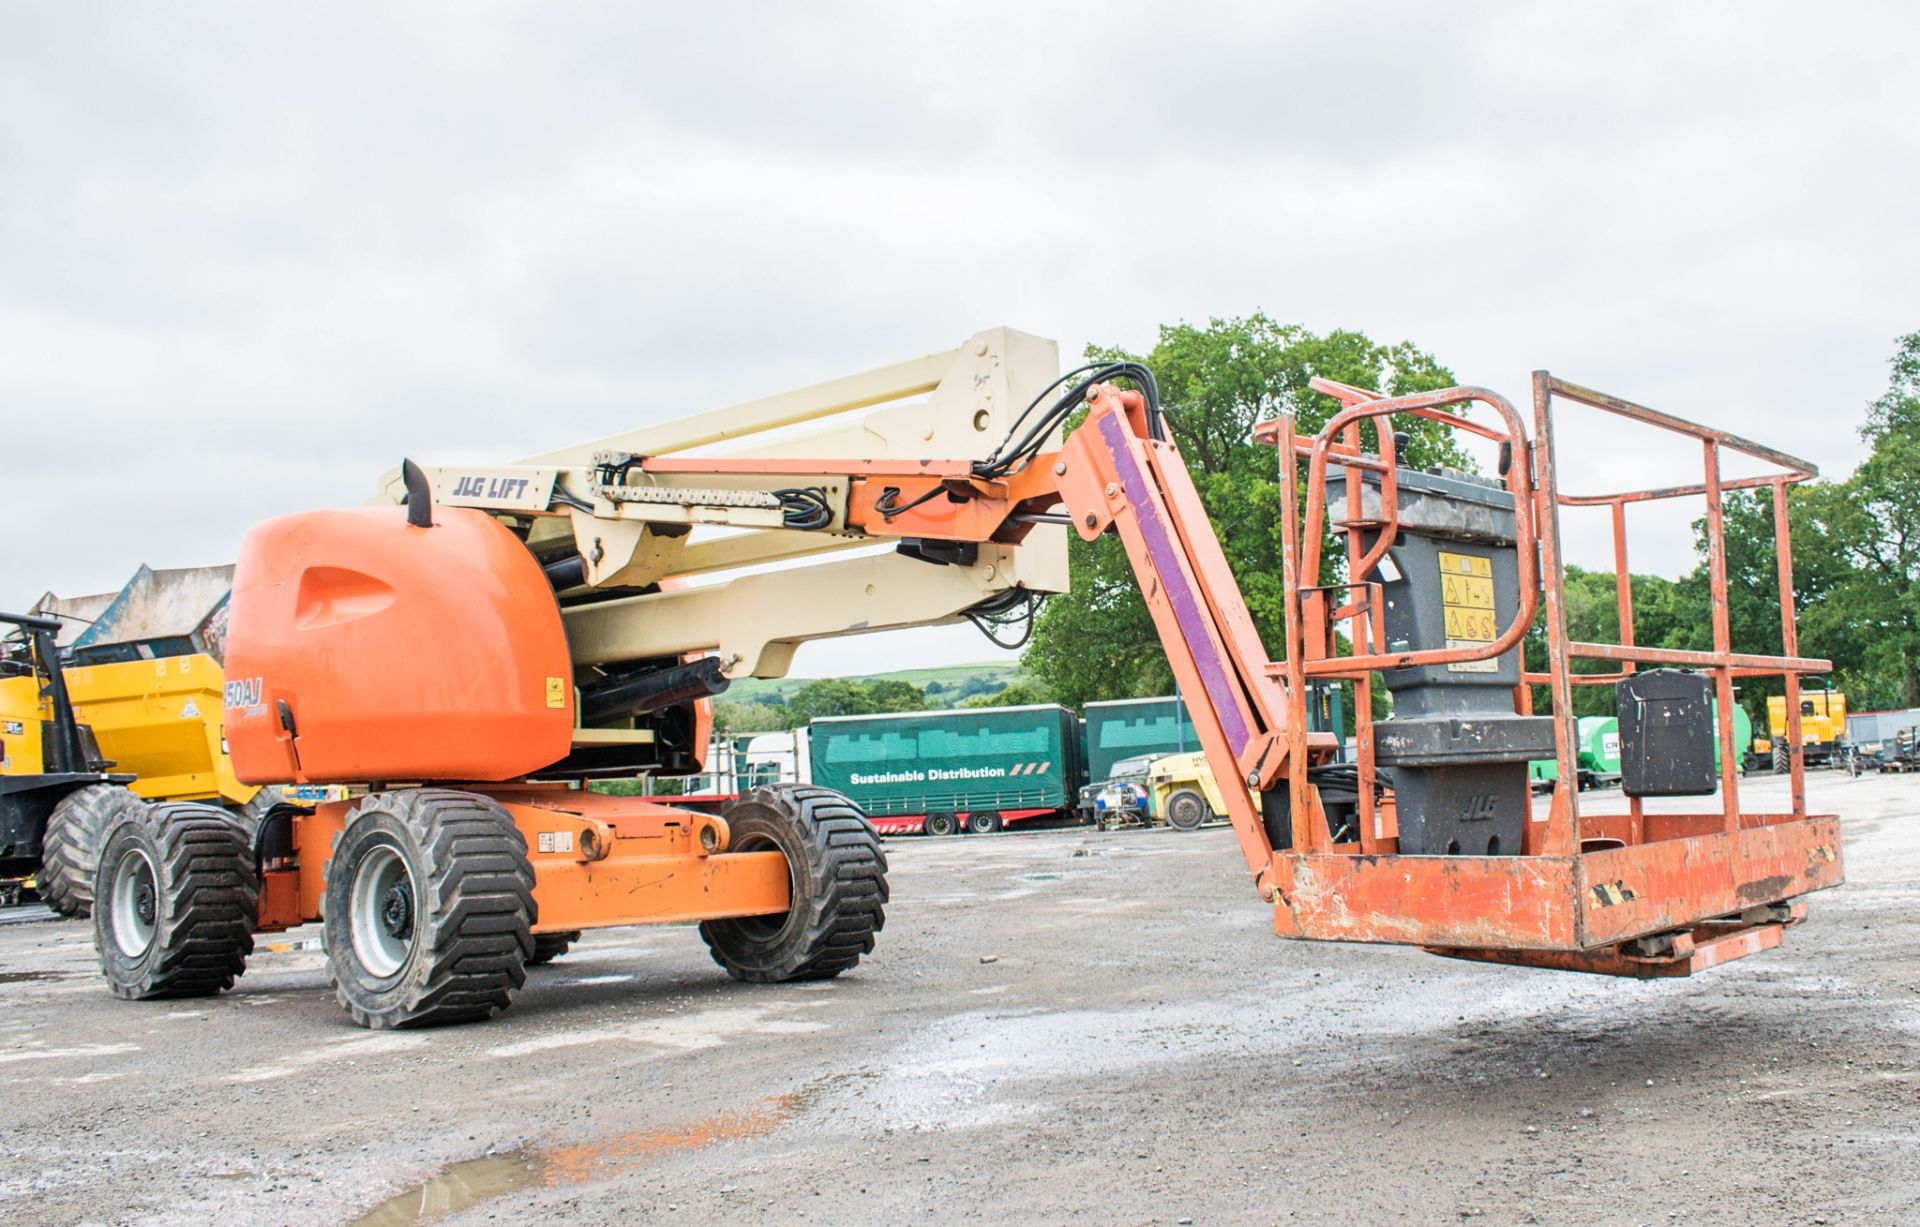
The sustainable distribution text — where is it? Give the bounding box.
[849,767,1009,785]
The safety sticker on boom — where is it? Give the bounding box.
[1438,551,1499,674]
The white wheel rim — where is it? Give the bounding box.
[110,848,158,958]
[349,844,416,979]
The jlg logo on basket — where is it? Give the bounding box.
[224,676,265,711]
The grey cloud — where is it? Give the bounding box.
[3,2,1916,676]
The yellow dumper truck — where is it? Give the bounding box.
[14,566,269,915]
[1751,688,1847,772]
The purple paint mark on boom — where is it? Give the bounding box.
[1097,413,1252,754]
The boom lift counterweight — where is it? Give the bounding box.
[83,329,1842,1026]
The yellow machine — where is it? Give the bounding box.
[1761,688,1847,770]
[1144,750,1231,831]
[1090,750,1231,831]
[18,568,270,915]
[1,612,144,911]
[62,654,257,809]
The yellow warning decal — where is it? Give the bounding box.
[1438,552,1497,643]
[1591,880,1637,907]
[546,677,568,709]
[1439,551,1499,673]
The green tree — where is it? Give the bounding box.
[1521,566,1702,718]
[1023,314,1469,708]
[1533,333,1920,725]
[783,679,868,720]
[959,680,1051,709]
[861,678,929,713]
[712,700,791,734]
[782,677,928,722]
[1727,333,1920,710]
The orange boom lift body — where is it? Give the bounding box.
[88,329,1839,1026]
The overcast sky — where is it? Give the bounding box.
[4,3,1915,677]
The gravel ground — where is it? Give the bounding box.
[2,770,1915,1226]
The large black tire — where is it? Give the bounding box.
[1773,742,1790,773]
[93,802,256,999]
[699,785,887,983]
[1164,788,1211,832]
[43,784,148,918]
[322,789,535,1029]
[966,810,1002,835]
[528,931,581,965]
[223,788,282,849]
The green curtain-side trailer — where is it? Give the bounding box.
[1082,696,1199,786]
[808,704,1082,834]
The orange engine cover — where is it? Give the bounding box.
[224,506,575,785]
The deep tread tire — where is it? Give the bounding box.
[528,931,581,965]
[923,812,958,838]
[1164,788,1210,831]
[966,810,1002,835]
[93,802,256,999]
[43,784,148,918]
[223,788,283,850]
[699,785,888,984]
[1773,743,1790,773]
[322,789,535,1029]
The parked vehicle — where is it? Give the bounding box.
[1081,697,1198,793]
[1091,754,1155,828]
[1751,687,1846,771]
[1143,750,1231,830]
[8,567,279,916]
[809,704,1085,835]
[0,612,136,909]
[678,705,1087,836]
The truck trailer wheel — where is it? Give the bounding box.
[42,784,148,918]
[966,811,1002,835]
[528,931,581,965]
[93,802,256,999]
[1773,743,1790,773]
[1164,789,1211,831]
[322,790,536,1029]
[699,785,887,983]
[923,812,958,837]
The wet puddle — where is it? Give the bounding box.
[350,1093,798,1225]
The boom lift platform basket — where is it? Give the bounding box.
[1248,374,1840,975]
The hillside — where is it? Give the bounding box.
[722,662,1025,708]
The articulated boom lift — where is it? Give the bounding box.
[85,328,1842,1027]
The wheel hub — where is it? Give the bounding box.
[380,883,413,940]
[109,847,160,959]
[349,843,418,978]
